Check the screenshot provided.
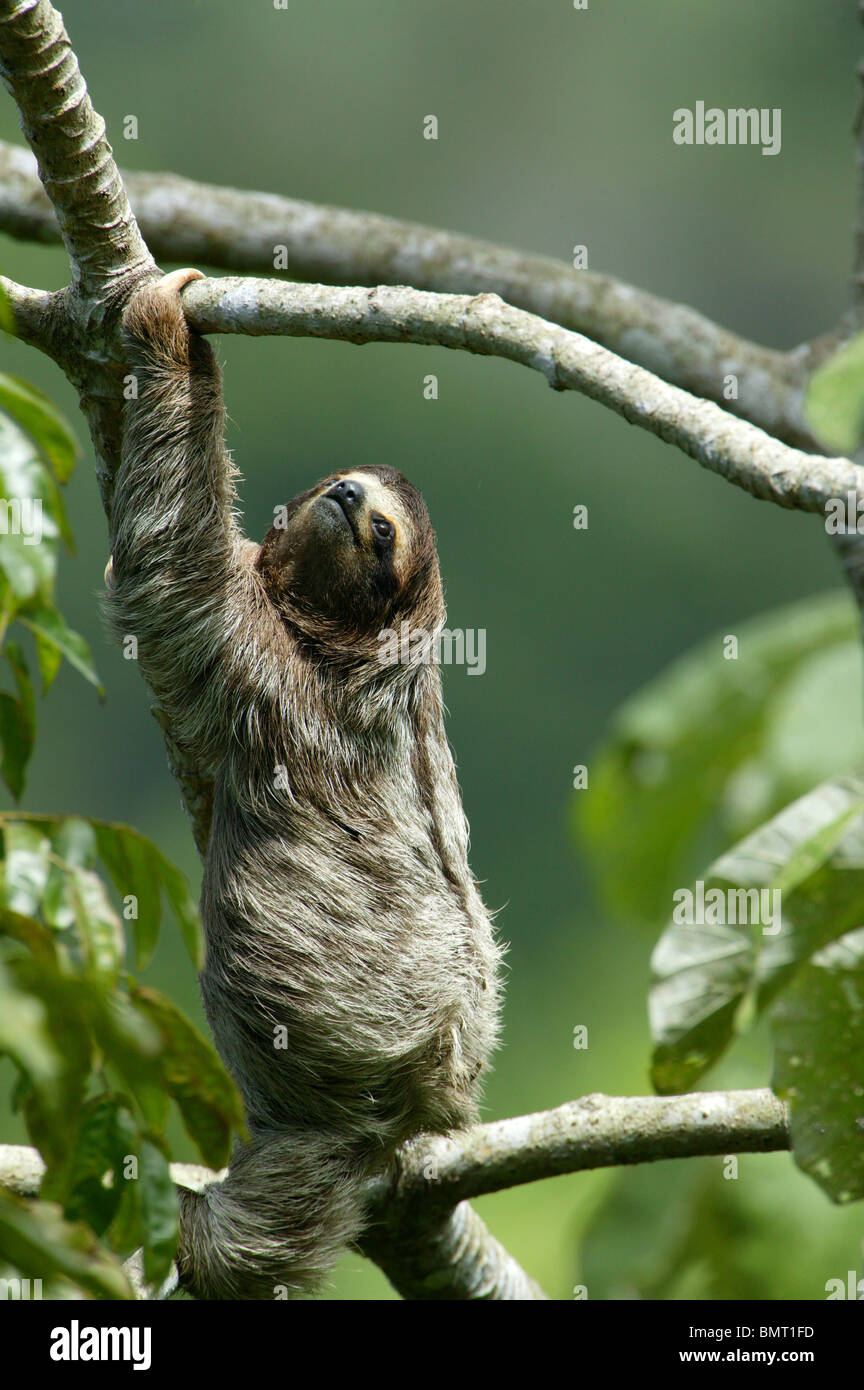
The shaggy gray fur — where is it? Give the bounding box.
[106,276,502,1299]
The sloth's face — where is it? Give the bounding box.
[256,465,443,635]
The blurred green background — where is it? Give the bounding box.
[2,0,863,1299]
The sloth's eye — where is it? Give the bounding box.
[372,515,395,543]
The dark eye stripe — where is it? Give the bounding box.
[372,515,395,542]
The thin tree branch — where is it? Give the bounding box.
[0,1089,788,1300]
[0,140,818,448]
[181,274,864,517]
[0,270,54,352]
[364,1089,789,1209]
[358,1088,788,1299]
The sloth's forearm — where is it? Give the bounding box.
[108,278,249,757]
[112,308,234,576]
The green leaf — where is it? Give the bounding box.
[63,1094,136,1235]
[77,987,166,1137]
[0,373,78,482]
[43,817,123,975]
[92,823,163,971]
[579,591,861,923]
[0,412,58,602]
[93,821,200,970]
[0,958,60,1087]
[0,1188,133,1299]
[804,331,864,453]
[650,772,864,1093]
[4,639,35,724]
[102,1131,179,1283]
[2,819,51,915]
[131,984,244,1168]
[138,1139,179,1283]
[0,641,36,796]
[152,850,201,970]
[12,966,93,1173]
[0,691,33,799]
[35,463,74,551]
[31,628,62,693]
[773,927,864,1203]
[42,818,96,933]
[51,816,97,870]
[0,904,59,963]
[21,607,102,694]
[66,866,125,979]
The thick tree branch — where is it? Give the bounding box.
[0,140,818,448]
[359,1201,549,1301]
[181,274,864,517]
[0,1089,788,1300]
[0,2,151,298]
[0,0,158,500]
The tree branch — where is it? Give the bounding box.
[364,1089,789,1208]
[0,139,817,448]
[0,2,151,298]
[359,1201,549,1301]
[0,0,208,847]
[0,0,157,496]
[0,270,55,352]
[0,1089,788,1300]
[181,274,864,517]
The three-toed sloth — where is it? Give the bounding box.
[106,270,502,1299]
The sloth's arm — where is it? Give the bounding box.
[107,271,279,767]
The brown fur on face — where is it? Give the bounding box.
[255,465,444,642]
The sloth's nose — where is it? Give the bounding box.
[326,478,365,513]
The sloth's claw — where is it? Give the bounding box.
[156,267,205,297]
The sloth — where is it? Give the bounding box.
[106,269,502,1299]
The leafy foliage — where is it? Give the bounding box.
[647,774,864,1201]
[579,591,863,922]
[0,1187,133,1300]
[581,592,864,1205]
[581,1154,863,1300]
[650,773,864,1091]
[0,375,102,801]
[0,812,244,1294]
[773,927,864,1204]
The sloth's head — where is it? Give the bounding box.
[256,465,444,639]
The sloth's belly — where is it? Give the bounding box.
[198,815,497,1137]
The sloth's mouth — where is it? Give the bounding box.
[321,491,360,542]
